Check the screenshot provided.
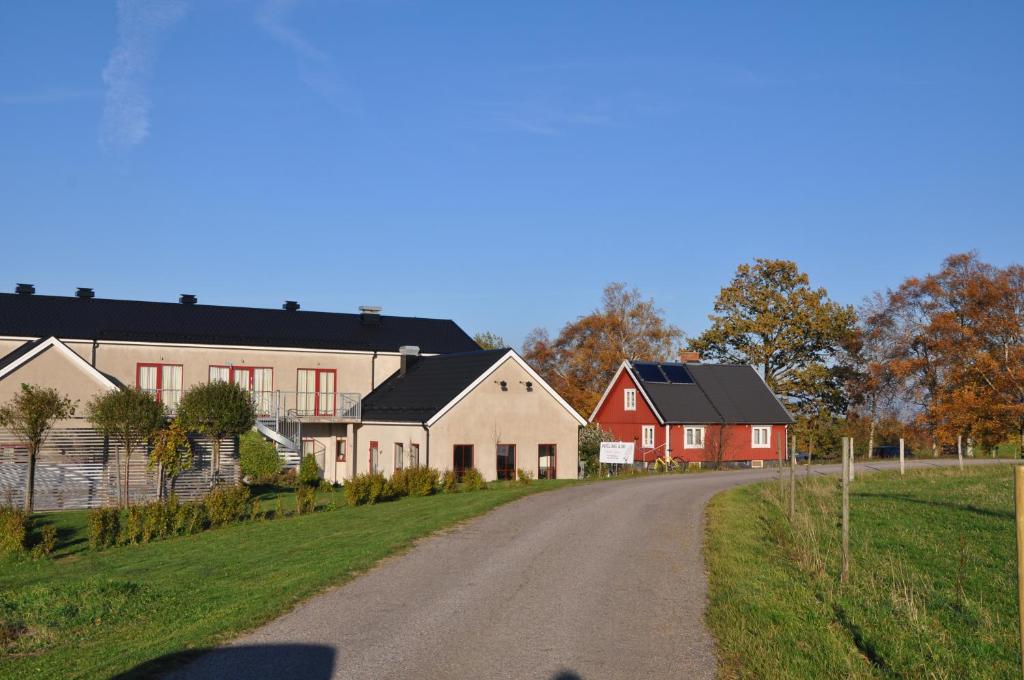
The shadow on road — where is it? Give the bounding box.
[109,643,335,679]
[551,671,584,680]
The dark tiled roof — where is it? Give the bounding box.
[631,362,793,425]
[0,338,46,372]
[361,349,509,422]
[0,293,480,354]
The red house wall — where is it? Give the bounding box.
[592,368,789,464]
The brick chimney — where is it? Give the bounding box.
[679,350,701,363]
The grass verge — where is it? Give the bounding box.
[705,464,1019,679]
[0,479,575,679]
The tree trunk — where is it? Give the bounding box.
[124,446,132,506]
[157,461,165,501]
[212,437,221,484]
[868,421,875,459]
[957,434,964,471]
[111,436,124,507]
[932,439,938,458]
[23,443,37,514]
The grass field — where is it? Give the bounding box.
[705,464,1020,679]
[0,479,575,679]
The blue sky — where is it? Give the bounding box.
[2,1,1021,347]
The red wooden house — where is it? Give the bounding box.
[590,356,794,466]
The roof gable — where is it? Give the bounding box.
[0,293,479,354]
[0,337,120,391]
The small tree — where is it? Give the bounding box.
[176,381,256,482]
[239,430,282,483]
[0,384,76,513]
[473,331,507,350]
[704,424,737,470]
[578,422,614,477]
[87,388,166,506]
[149,419,194,499]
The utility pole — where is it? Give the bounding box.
[841,437,850,584]
[849,437,855,482]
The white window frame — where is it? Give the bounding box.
[410,443,420,468]
[624,388,637,411]
[752,426,771,448]
[395,443,404,470]
[684,426,705,449]
[641,425,655,448]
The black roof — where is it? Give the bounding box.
[0,293,480,354]
[629,361,793,425]
[361,349,509,422]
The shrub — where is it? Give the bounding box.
[239,431,282,482]
[296,486,317,514]
[461,468,487,491]
[441,470,458,493]
[140,500,175,543]
[32,525,57,559]
[88,507,120,550]
[516,468,534,485]
[298,454,322,489]
[389,468,410,497]
[405,467,440,496]
[172,501,207,535]
[0,507,29,555]
[344,472,389,506]
[204,484,251,526]
[121,505,145,545]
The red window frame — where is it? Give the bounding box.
[209,365,274,390]
[496,444,516,481]
[538,444,557,480]
[369,440,379,474]
[136,362,183,405]
[453,444,474,480]
[297,368,337,416]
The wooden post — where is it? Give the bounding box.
[807,438,812,478]
[777,436,784,500]
[789,433,796,521]
[899,437,905,476]
[850,436,855,482]
[958,434,964,471]
[1015,465,1024,679]
[841,437,850,584]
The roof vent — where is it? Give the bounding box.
[399,345,420,356]
[399,346,420,377]
[360,305,382,326]
[76,287,95,299]
[15,283,35,295]
[179,294,197,305]
[283,300,300,312]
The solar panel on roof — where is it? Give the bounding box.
[661,363,694,384]
[633,362,667,382]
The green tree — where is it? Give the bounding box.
[0,384,76,513]
[239,430,282,482]
[473,331,507,350]
[87,388,166,506]
[690,259,857,417]
[176,381,256,482]
[578,422,614,477]
[149,419,194,499]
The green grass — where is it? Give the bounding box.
[705,464,1020,679]
[0,479,576,679]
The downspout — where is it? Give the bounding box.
[422,423,430,467]
[371,351,378,390]
[91,339,98,367]
[351,424,359,476]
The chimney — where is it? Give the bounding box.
[76,287,95,299]
[179,294,197,305]
[679,350,701,363]
[360,305,382,326]
[283,300,300,312]
[399,345,420,376]
[15,283,35,295]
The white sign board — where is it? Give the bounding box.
[600,441,635,465]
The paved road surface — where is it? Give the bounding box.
[170,459,998,680]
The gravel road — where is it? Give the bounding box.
[169,458,998,680]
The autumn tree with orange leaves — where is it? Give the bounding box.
[522,283,683,415]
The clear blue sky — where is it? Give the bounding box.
[2,1,1021,348]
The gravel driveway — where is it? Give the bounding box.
[169,458,997,680]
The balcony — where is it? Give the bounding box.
[142,389,361,423]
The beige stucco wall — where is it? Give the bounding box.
[0,345,115,426]
[47,340,403,398]
[349,421,427,479]
[429,358,581,480]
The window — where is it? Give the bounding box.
[624,388,637,411]
[335,438,346,462]
[685,426,705,449]
[641,425,655,448]
[453,444,474,480]
[538,444,556,480]
[297,368,336,416]
[210,366,273,414]
[752,426,771,448]
[395,443,404,470]
[137,363,183,409]
[410,443,420,468]
[369,440,380,474]
[496,444,516,481]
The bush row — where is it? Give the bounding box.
[345,466,495,506]
[1,507,57,559]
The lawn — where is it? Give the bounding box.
[0,479,576,679]
[705,464,1020,679]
